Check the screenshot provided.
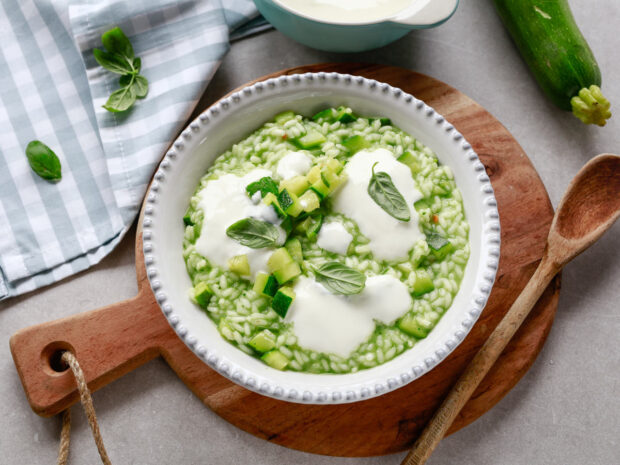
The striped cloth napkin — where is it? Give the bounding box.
[0,0,269,300]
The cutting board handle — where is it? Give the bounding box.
[9,289,169,417]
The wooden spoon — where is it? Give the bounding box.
[402,153,620,465]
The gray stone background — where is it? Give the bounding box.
[1,1,618,463]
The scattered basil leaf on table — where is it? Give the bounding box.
[93,26,148,112]
[367,162,410,221]
[226,218,281,248]
[314,262,366,295]
[25,140,62,181]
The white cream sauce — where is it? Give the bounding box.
[278,0,411,23]
[332,148,423,261]
[276,151,312,179]
[287,275,412,357]
[194,170,284,278]
[317,221,352,255]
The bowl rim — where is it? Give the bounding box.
[142,72,500,404]
[268,0,459,27]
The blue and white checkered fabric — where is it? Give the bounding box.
[0,0,267,299]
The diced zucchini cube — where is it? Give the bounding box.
[263,192,286,218]
[249,330,277,353]
[274,110,295,124]
[310,179,330,199]
[324,157,344,174]
[284,238,303,264]
[413,270,435,296]
[298,190,321,212]
[268,248,301,284]
[397,151,422,175]
[277,189,294,212]
[379,117,392,126]
[280,175,310,196]
[307,165,322,184]
[183,207,193,226]
[261,350,290,370]
[280,216,294,234]
[253,272,279,297]
[193,282,213,308]
[426,233,453,260]
[398,314,431,339]
[414,198,431,210]
[273,261,301,284]
[342,135,370,154]
[305,214,324,241]
[312,108,337,122]
[227,254,250,276]
[272,286,295,318]
[295,130,326,149]
[335,106,357,123]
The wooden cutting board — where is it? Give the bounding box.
[10,64,560,457]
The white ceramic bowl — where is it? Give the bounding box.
[143,72,500,404]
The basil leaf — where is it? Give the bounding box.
[226,218,281,248]
[120,74,148,98]
[102,27,134,60]
[133,57,141,73]
[246,176,279,198]
[25,140,62,181]
[102,84,136,113]
[314,262,366,295]
[93,48,132,75]
[367,163,410,221]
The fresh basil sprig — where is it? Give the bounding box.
[314,262,366,295]
[25,140,62,181]
[94,27,148,112]
[367,162,410,222]
[226,218,281,248]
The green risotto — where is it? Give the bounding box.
[182,108,469,374]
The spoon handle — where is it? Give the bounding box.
[401,257,559,465]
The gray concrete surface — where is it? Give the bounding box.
[1,1,619,463]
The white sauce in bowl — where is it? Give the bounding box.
[276,151,312,179]
[277,0,411,24]
[286,275,412,357]
[317,221,352,255]
[332,148,423,261]
[194,169,285,277]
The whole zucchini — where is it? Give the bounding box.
[493,0,611,126]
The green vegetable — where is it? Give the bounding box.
[492,0,611,126]
[268,247,301,284]
[193,282,213,308]
[274,111,295,124]
[397,151,421,175]
[261,350,289,370]
[262,192,287,218]
[249,330,276,353]
[272,286,295,318]
[398,314,432,339]
[368,163,410,222]
[412,270,435,296]
[294,130,326,149]
[253,272,279,297]
[227,254,250,275]
[25,140,62,181]
[226,218,281,248]
[284,238,303,264]
[342,135,370,154]
[426,233,453,260]
[314,261,366,295]
[297,190,321,213]
[183,207,193,226]
[279,175,309,196]
[94,27,149,113]
[246,176,279,198]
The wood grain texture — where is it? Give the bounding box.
[10,64,561,457]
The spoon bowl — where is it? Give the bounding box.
[550,154,620,264]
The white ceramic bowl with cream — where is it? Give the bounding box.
[143,72,500,404]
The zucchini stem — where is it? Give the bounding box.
[570,85,612,126]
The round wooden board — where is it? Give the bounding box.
[10,64,560,457]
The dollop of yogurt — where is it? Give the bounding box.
[332,148,423,261]
[286,275,412,357]
[276,151,312,179]
[194,169,284,277]
[317,221,352,255]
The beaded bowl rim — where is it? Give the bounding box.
[142,72,500,404]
